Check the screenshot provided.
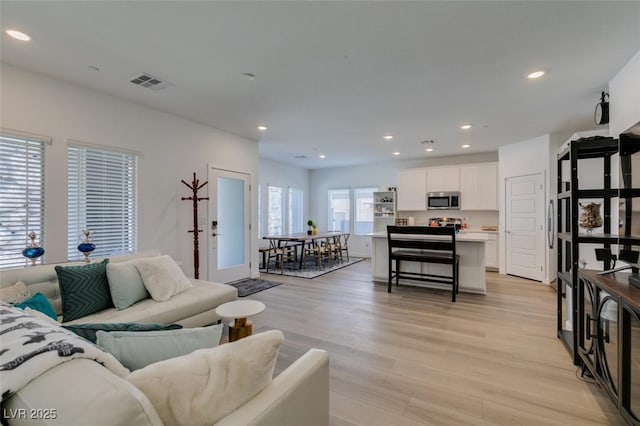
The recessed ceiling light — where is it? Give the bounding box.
[242,73,256,81]
[384,135,393,140]
[393,152,400,156]
[527,70,546,79]
[460,124,472,130]
[425,148,434,152]
[257,125,268,131]
[319,154,326,159]
[461,144,471,149]
[5,29,31,41]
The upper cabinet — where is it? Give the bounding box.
[397,162,498,211]
[397,169,426,211]
[460,163,498,210]
[426,167,459,192]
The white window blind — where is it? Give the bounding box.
[0,133,46,269]
[267,185,284,236]
[67,144,137,260]
[288,187,303,234]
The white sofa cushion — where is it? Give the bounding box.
[134,255,192,302]
[4,359,163,426]
[127,330,284,426]
[62,279,235,326]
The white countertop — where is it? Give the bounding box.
[371,231,488,242]
[461,229,499,234]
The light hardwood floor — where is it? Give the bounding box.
[250,260,624,425]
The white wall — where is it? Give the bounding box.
[0,64,260,280]
[258,158,310,239]
[310,152,498,257]
[609,48,640,137]
[498,134,555,283]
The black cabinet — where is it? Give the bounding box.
[579,270,640,425]
[622,302,640,424]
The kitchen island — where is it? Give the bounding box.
[371,231,488,294]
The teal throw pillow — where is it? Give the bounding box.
[106,261,149,310]
[63,322,183,343]
[56,259,112,322]
[15,292,57,320]
[96,323,224,370]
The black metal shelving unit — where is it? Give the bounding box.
[557,132,640,425]
[556,136,619,365]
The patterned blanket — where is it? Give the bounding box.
[0,305,130,402]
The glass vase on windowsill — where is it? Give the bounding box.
[22,232,44,266]
[77,229,96,263]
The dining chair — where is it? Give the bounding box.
[305,238,332,269]
[339,234,350,262]
[326,235,343,264]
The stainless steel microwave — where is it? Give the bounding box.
[427,191,461,210]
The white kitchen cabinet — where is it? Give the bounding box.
[397,168,426,211]
[485,233,498,269]
[426,167,459,192]
[460,230,498,269]
[459,163,498,210]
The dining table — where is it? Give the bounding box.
[263,231,349,271]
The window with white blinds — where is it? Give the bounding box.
[0,133,46,269]
[67,144,137,261]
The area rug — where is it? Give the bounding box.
[230,278,282,297]
[260,257,364,279]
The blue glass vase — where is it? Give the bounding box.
[22,232,44,266]
[77,242,96,263]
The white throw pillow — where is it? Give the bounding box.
[133,255,192,302]
[0,281,31,304]
[96,324,223,371]
[127,330,284,426]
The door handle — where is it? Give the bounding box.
[212,233,222,237]
[547,200,554,249]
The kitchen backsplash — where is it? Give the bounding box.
[398,210,499,230]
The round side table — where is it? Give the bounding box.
[215,300,266,342]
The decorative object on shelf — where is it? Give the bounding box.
[594,91,609,125]
[181,172,209,279]
[22,231,44,266]
[578,202,602,233]
[77,229,96,263]
[307,220,315,235]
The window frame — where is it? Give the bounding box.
[66,142,138,261]
[0,131,48,269]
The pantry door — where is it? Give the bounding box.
[506,173,545,281]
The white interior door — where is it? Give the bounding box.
[506,173,545,281]
[208,167,251,283]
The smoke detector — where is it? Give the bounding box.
[130,73,174,91]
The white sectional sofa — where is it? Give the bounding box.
[0,252,331,425]
[0,251,236,326]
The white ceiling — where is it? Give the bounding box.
[1,1,639,169]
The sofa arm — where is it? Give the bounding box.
[215,349,329,426]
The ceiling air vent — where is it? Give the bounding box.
[293,155,308,159]
[129,73,174,91]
